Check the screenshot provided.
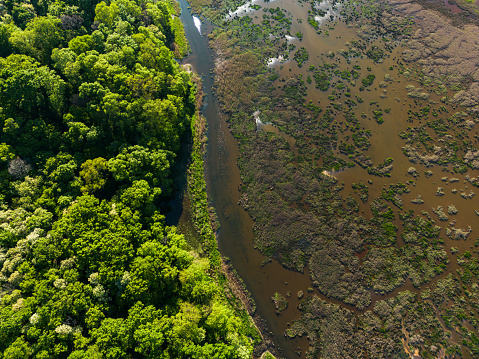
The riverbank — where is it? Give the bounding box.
[176,4,287,356]
[180,69,281,357]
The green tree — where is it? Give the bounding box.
[107,145,173,193]
[80,157,108,194]
[123,239,192,306]
[10,16,63,63]
[0,23,16,57]
[69,34,93,55]
[119,180,161,212]
[0,54,66,120]
[94,1,119,28]
[141,95,185,152]
[3,337,32,359]
[11,3,36,29]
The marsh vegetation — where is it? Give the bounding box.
[187,0,479,357]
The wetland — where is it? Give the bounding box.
[182,0,479,357]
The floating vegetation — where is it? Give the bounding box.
[352,182,368,203]
[407,167,418,177]
[271,292,288,313]
[463,149,479,169]
[367,157,394,177]
[293,47,309,67]
[402,144,441,167]
[411,194,424,204]
[460,190,475,199]
[405,84,429,100]
[432,205,448,221]
[447,205,458,215]
[446,226,472,240]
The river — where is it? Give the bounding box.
[177,0,313,357]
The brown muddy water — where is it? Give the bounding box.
[256,0,479,250]
[179,0,479,357]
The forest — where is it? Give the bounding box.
[0,0,256,358]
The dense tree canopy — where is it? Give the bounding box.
[0,0,254,358]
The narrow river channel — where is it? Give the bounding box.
[177,0,313,357]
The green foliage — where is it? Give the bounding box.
[0,1,253,358]
[68,35,94,55]
[79,157,108,194]
[107,145,173,194]
[293,47,308,67]
[10,16,63,63]
[0,23,16,57]
[313,70,331,91]
[95,1,120,28]
[361,74,375,87]
[186,113,222,267]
